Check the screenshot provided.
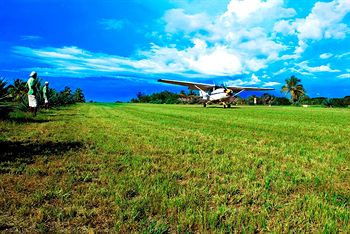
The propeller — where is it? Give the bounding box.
[221,82,234,96]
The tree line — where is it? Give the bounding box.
[0,77,85,118]
[131,76,350,108]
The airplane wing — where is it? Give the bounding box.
[226,85,274,92]
[158,79,215,91]
[158,79,275,92]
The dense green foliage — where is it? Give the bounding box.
[131,91,181,104]
[131,90,349,107]
[1,103,349,232]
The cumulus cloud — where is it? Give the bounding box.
[296,61,341,73]
[274,0,350,40]
[226,73,262,86]
[159,0,296,76]
[273,67,287,76]
[320,53,333,59]
[263,81,281,87]
[164,9,211,33]
[274,0,350,58]
[296,0,350,40]
[12,44,242,77]
[273,20,295,36]
[335,52,350,58]
[223,0,296,24]
[13,46,142,77]
[226,73,279,87]
[337,73,350,78]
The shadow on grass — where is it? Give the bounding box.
[0,105,52,123]
[0,140,84,163]
[0,105,13,119]
[4,117,50,124]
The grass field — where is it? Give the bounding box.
[0,103,349,233]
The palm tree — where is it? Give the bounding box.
[8,79,27,102]
[73,88,85,103]
[281,75,306,103]
[0,77,10,102]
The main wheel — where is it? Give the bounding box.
[203,103,207,107]
[227,104,231,108]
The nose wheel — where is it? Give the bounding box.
[222,102,231,108]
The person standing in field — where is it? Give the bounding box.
[43,81,49,108]
[26,71,38,116]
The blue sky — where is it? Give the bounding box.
[1,0,350,101]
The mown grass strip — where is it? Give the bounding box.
[0,103,349,232]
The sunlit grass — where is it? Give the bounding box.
[0,103,349,232]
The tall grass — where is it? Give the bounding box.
[0,104,349,232]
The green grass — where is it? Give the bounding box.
[0,103,349,233]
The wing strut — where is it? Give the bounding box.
[195,85,209,100]
[233,89,245,97]
[194,85,205,92]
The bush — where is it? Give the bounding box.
[301,97,327,105]
[133,91,180,104]
[272,97,291,106]
[343,96,350,106]
[322,98,347,108]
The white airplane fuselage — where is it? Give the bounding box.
[200,88,233,102]
[209,88,231,101]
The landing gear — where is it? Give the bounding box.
[203,103,207,108]
[222,102,231,108]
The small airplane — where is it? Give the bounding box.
[158,79,274,108]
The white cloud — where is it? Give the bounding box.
[187,46,242,76]
[99,19,126,30]
[273,0,350,58]
[296,61,341,73]
[164,9,211,33]
[226,73,262,86]
[273,67,287,76]
[159,0,297,75]
[251,73,261,83]
[296,0,350,40]
[320,53,333,59]
[224,0,296,23]
[12,43,244,78]
[13,46,144,77]
[294,40,308,55]
[337,73,350,78]
[280,54,300,60]
[273,20,295,35]
[263,81,281,87]
[335,52,350,58]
